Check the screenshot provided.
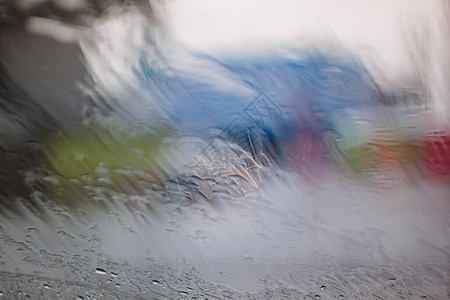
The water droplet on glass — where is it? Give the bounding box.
[95,268,107,275]
[0,4,449,300]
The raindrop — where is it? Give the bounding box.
[43,283,51,289]
[178,291,188,296]
[95,268,107,275]
[76,296,84,300]
[151,279,161,285]
[0,291,3,296]
[314,295,321,299]
[111,272,118,277]
[320,285,326,291]
[115,283,121,288]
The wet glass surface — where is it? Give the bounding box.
[0,1,449,299]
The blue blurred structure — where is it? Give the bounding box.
[133,45,381,164]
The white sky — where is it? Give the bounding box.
[162,0,441,86]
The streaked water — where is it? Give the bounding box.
[0,1,449,299]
